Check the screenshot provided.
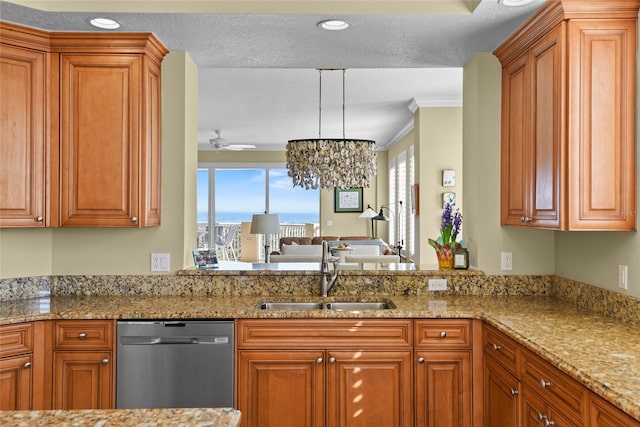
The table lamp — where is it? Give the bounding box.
[250,213,280,263]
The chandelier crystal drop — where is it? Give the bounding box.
[286,70,377,190]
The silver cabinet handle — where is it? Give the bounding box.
[439,331,447,338]
[23,362,32,369]
[540,379,551,388]
[36,216,43,222]
[417,357,425,364]
[510,388,518,396]
[78,333,87,339]
[329,357,336,364]
[131,216,138,222]
[102,358,109,365]
[538,413,554,426]
[492,343,501,351]
[316,357,323,364]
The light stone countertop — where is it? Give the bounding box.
[0,407,241,426]
[1,293,638,421]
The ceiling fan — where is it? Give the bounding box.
[209,130,256,151]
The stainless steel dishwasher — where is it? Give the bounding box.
[116,320,234,409]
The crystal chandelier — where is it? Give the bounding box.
[287,69,377,190]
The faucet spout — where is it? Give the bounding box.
[320,240,339,297]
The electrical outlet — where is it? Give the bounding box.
[501,252,513,271]
[618,265,628,290]
[428,278,447,291]
[151,253,170,272]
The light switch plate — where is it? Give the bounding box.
[151,253,170,272]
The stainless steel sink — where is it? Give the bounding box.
[257,300,394,310]
[324,301,395,310]
[258,302,324,310]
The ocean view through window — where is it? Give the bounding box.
[197,164,320,261]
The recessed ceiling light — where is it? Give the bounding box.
[317,19,350,31]
[89,18,121,30]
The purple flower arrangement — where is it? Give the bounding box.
[428,202,463,250]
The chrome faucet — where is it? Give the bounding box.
[320,240,339,297]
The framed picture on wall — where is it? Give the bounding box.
[442,192,456,208]
[334,188,363,213]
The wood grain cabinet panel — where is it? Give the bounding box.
[326,350,412,427]
[496,0,638,230]
[53,351,112,410]
[0,354,33,410]
[415,350,472,427]
[0,323,35,410]
[589,393,640,427]
[0,29,48,227]
[484,356,520,427]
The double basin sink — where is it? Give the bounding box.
[258,300,395,311]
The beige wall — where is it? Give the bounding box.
[414,107,463,265]
[0,51,199,277]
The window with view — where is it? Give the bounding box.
[197,164,320,260]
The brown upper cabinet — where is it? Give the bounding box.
[496,0,638,231]
[0,22,168,228]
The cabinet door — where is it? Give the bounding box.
[529,24,565,228]
[500,52,531,226]
[237,350,325,427]
[60,54,142,227]
[415,350,472,427]
[484,357,520,427]
[0,354,32,410]
[589,393,640,427]
[0,44,46,227]
[53,351,112,409]
[568,19,637,230]
[522,386,582,427]
[326,350,412,427]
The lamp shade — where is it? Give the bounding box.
[372,208,390,221]
[250,214,280,234]
[359,205,377,219]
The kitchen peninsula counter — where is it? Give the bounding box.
[1,267,639,421]
[0,407,241,426]
[1,290,639,421]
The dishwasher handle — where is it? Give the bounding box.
[120,336,230,345]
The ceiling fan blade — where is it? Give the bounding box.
[228,144,256,150]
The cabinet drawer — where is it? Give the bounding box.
[237,319,412,349]
[522,350,587,421]
[414,319,472,349]
[0,323,34,358]
[483,324,520,378]
[54,320,113,350]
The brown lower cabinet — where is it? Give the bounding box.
[484,324,640,427]
[52,320,114,410]
[0,353,33,410]
[236,319,413,427]
[484,356,520,427]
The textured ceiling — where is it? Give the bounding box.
[1,0,545,150]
